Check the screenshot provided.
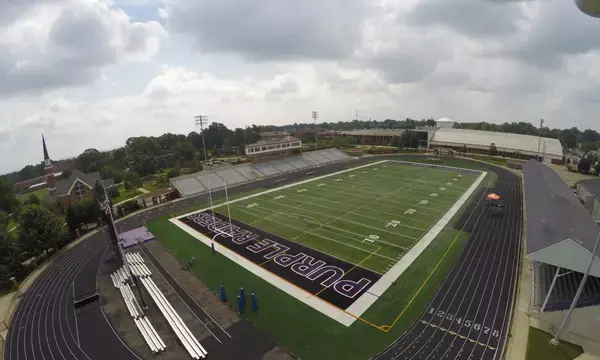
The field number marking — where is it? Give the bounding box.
[247,203,258,208]
[362,171,368,174]
[446,182,453,186]
[274,195,286,200]
[404,208,416,215]
[386,220,401,228]
[428,308,500,338]
[419,200,429,205]
[453,178,458,181]
[362,234,379,243]
[458,174,462,177]
[317,183,325,187]
[430,193,438,197]
[334,178,343,182]
[297,188,307,193]
[439,187,446,191]
[349,175,356,178]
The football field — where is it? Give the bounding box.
[209,161,479,274]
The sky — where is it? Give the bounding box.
[1,0,600,174]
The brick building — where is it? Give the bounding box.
[42,135,113,209]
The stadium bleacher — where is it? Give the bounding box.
[533,261,600,312]
[268,159,296,173]
[171,148,353,197]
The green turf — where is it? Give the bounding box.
[148,158,496,359]
[526,327,583,360]
[211,162,478,274]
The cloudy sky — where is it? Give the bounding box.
[1,0,599,173]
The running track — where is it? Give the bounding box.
[4,157,522,360]
[374,165,522,360]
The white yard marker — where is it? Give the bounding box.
[419,200,429,205]
[404,208,417,215]
[317,183,325,187]
[362,234,379,244]
[453,178,458,181]
[386,220,401,228]
[247,203,258,208]
[349,174,355,178]
[430,193,439,197]
[446,182,453,186]
[274,195,286,200]
[297,188,307,193]
[439,187,446,191]
[334,178,343,182]
[362,171,368,174]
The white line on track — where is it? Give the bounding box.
[72,282,80,347]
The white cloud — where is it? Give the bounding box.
[2,0,600,174]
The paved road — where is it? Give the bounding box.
[374,165,523,360]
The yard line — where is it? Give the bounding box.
[233,206,398,263]
[253,198,422,242]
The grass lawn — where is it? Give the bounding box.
[149,158,496,359]
[113,183,141,204]
[526,327,584,360]
[17,187,49,201]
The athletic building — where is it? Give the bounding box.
[524,160,600,355]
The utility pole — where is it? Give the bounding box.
[355,110,359,121]
[312,111,319,148]
[536,118,545,162]
[194,115,209,166]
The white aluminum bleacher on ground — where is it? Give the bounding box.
[234,164,261,180]
[253,162,282,176]
[141,277,208,359]
[329,148,351,160]
[300,153,320,166]
[196,172,225,190]
[111,265,166,354]
[215,168,247,185]
[268,159,296,173]
[284,156,310,170]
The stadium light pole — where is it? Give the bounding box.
[312,111,319,149]
[536,118,544,162]
[194,115,209,166]
[551,229,600,346]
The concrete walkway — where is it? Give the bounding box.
[576,354,600,360]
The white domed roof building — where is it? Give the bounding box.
[436,117,454,129]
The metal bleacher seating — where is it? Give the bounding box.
[253,162,282,176]
[268,159,296,173]
[171,148,353,197]
[284,156,309,170]
[535,261,600,312]
[214,168,248,185]
[111,264,166,354]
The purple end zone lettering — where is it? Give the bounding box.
[247,239,277,253]
[274,253,306,267]
[306,265,345,288]
[232,231,260,245]
[291,256,325,277]
[333,278,372,299]
[263,244,290,259]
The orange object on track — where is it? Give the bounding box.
[487,193,501,200]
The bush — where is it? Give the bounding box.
[167,169,180,178]
[579,157,591,174]
[108,186,120,199]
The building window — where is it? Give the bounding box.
[268,145,275,150]
[261,146,266,151]
[292,142,300,147]
[276,144,281,149]
[74,181,86,200]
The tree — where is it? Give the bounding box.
[0,211,8,230]
[24,194,40,206]
[489,143,498,156]
[578,157,591,174]
[124,181,133,192]
[18,205,63,255]
[124,172,142,188]
[93,180,105,203]
[0,228,22,285]
[65,203,80,233]
[167,169,180,178]
[81,199,100,226]
[559,129,578,149]
[596,162,600,177]
[0,176,18,214]
[107,186,120,199]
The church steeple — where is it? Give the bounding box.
[43,134,51,167]
[42,133,56,193]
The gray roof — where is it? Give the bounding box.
[523,159,599,255]
[579,178,600,200]
[55,169,114,196]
